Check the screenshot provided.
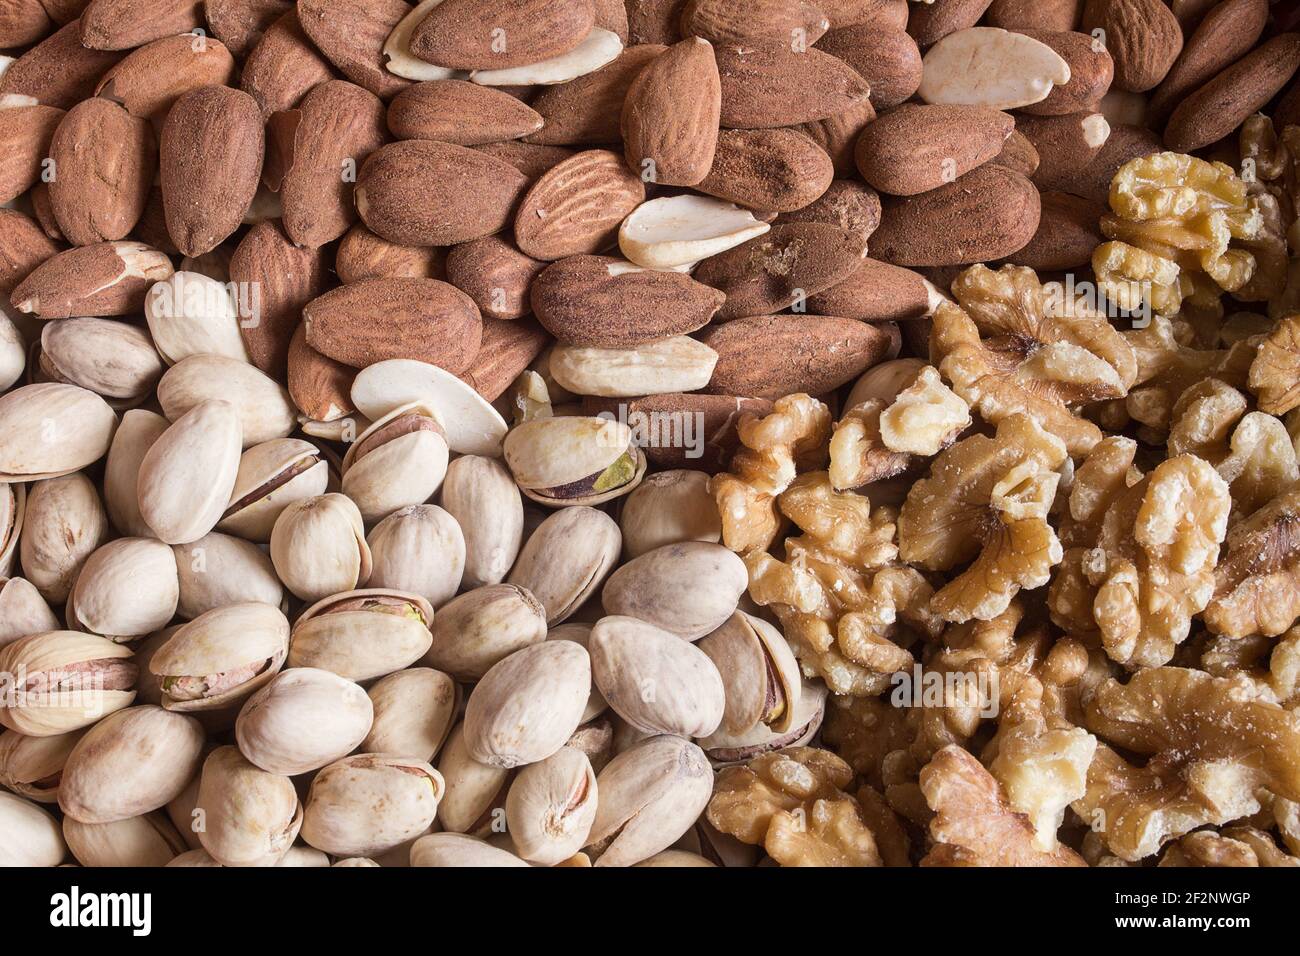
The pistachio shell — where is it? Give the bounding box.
[365,503,465,607]
[172,532,284,620]
[548,623,607,723]
[288,588,433,682]
[0,312,24,392]
[64,812,187,867]
[410,832,530,867]
[137,399,243,545]
[618,469,721,559]
[0,383,117,481]
[362,667,458,763]
[38,317,163,403]
[351,358,508,456]
[601,542,747,640]
[144,271,250,365]
[0,631,138,736]
[269,494,372,602]
[506,506,621,624]
[440,455,522,589]
[698,678,827,764]
[0,791,65,866]
[67,537,179,641]
[0,480,23,578]
[196,745,302,867]
[504,416,646,506]
[424,584,547,681]
[218,438,329,542]
[0,727,85,803]
[235,668,374,776]
[435,722,511,834]
[301,754,445,858]
[150,602,290,712]
[698,611,802,736]
[505,746,598,866]
[341,401,450,523]
[102,408,168,538]
[0,577,57,648]
[19,473,107,605]
[157,354,295,447]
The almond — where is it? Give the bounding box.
[701,314,900,399]
[304,277,484,372]
[205,0,294,59]
[132,186,178,255]
[908,0,995,47]
[383,0,459,82]
[628,0,688,44]
[472,142,576,182]
[716,44,870,128]
[1002,191,1105,272]
[777,179,881,241]
[388,80,544,144]
[0,0,60,47]
[530,254,725,347]
[80,0,204,51]
[445,236,546,320]
[160,86,265,257]
[619,194,770,268]
[990,128,1040,176]
[47,97,155,246]
[241,11,337,118]
[695,128,833,212]
[855,103,1014,196]
[356,140,529,245]
[287,322,356,422]
[1149,0,1268,124]
[1018,110,1111,192]
[622,37,721,187]
[986,0,1082,31]
[694,223,867,320]
[95,34,238,119]
[680,0,829,46]
[0,209,60,296]
[11,241,173,318]
[581,391,773,471]
[230,221,329,377]
[1081,0,1183,93]
[27,183,62,243]
[0,20,125,108]
[806,258,941,321]
[0,100,63,204]
[467,27,624,87]
[798,97,876,175]
[297,0,412,100]
[817,0,908,29]
[458,316,551,400]
[269,79,387,249]
[1017,30,1114,116]
[514,149,645,261]
[870,164,1042,267]
[410,0,596,70]
[337,224,447,283]
[918,27,1071,109]
[595,0,630,40]
[816,26,921,110]
[526,45,665,146]
[1165,34,1300,153]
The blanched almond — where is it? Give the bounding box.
[619,195,770,269]
[918,27,1070,109]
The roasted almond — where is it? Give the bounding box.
[356,140,530,246]
[696,128,834,212]
[1081,0,1183,93]
[409,0,597,71]
[986,0,1082,31]
[205,0,295,59]
[855,103,1013,196]
[388,80,544,145]
[798,97,876,175]
[0,20,125,109]
[526,45,665,146]
[817,0,908,29]
[303,278,484,372]
[472,142,576,182]
[0,209,60,297]
[0,100,63,204]
[1017,30,1114,116]
[458,316,551,401]
[95,34,238,120]
[531,255,725,347]
[11,241,174,318]
[1018,110,1112,193]
[628,0,688,44]
[908,0,995,47]
[715,44,870,128]
[1148,0,1268,124]
[680,0,829,46]
[230,222,329,378]
[622,38,721,187]
[1073,122,1161,204]
[806,258,941,322]
[1002,191,1105,272]
[297,0,412,100]
[337,224,447,283]
[514,149,644,261]
[0,0,61,47]
[241,11,337,118]
[79,0,204,50]
[816,25,921,111]
[445,237,547,320]
[989,128,1040,177]
[287,322,356,423]
[777,179,881,241]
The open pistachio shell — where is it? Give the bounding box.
[64,811,187,867]
[698,678,828,765]
[102,408,168,539]
[351,358,508,456]
[601,541,748,641]
[219,438,329,542]
[0,631,138,736]
[157,354,295,448]
[440,455,523,589]
[1,481,24,579]
[362,667,458,763]
[503,416,647,507]
[365,504,465,608]
[0,727,86,803]
[424,583,547,681]
[173,532,285,621]
[619,469,722,559]
[289,588,434,682]
[341,400,450,524]
[0,383,117,482]
[410,832,530,867]
[698,611,803,736]
[505,746,598,866]
[38,317,163,404]
[150,602,290,713]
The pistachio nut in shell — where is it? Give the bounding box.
[549,623,607,724]
[601,541,748,641]
[196,745,302,867]
[619,469,722,559]
[0,383,117,481]
[269,493,372,603]
[38,317,164,404]
[503,416,647,507]
[66,537,179,642]
[172,532,284,620]
[505,746,598,866]
[362,667,458,762]
[698,611,802,736]
[0,791,65,866]
[63,812,188,867]
[341,400,450,524]
[440,454,523,589]
[506,506,621,624]
[0,576,58,648]
[288,589,433,683]
[102,408,167,538]
[699,677,827,765]
[0,631,137,736]
[235,667,374,776]
[150,602,290,713]
[218,437,329,542]
[585,734,713,867]
[137,399,242,545]
[143,270,250,366]
[19,473,108,605]
[435,722,511,834]
[365,504,465,608]
[157,354,296,448]
[463,641,592,769]
[589,616,725,739]
[410,832,530,867]
[424,584,548,681]
[0,312,23,392]
[58,704,205,824]
[301,754,445,858]
[0,726,85,803]
[0,481,23,579]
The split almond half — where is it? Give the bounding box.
[918,27,1070,110]
[382,0,460,81]
[618,195,770,269]
[351,358,508,456]
[470,29,624,87]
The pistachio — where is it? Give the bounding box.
[425,583,548,681]
[548,623,608,724]
[64,812,188,867]
[366,503,465,607]
[619,469,722,559]
[166,848,222,867]
[0,312,23,392]
[410,832,530,867]
[288,589,433,682]
[195,745,302,867]
[58,704,205,824]
[589,616,726,739]
[332,857,381,868]
[698,611,802,736]
[269,494,372,602]
[0,480,22,578]
[235,667,374,775]
[102,408,167,538]
[503,416,647,507]
[172,532,285,620]
[440,455,523,589]
[698,677,828,765]
[507,506,621,624]
[0,791,65,866]
[37,317,163,405]
[0,577,57,648]
[351,358,509,456]
[601,542,748,641]
[150,602,290,713]
[505,746,598,866]
[157,354,296,448]
[130,625,182,710]
[435,722,512,835]
[362,667,458,762]
[0,631,138,736]
[0,383,117,481]
[144,271,251,366]
[66,537,179,642]
[18,473,108,604]
[301,754,445,858]
[0,726,85,803]
[341,400,450,523]
[218,438,329,542]
[584,735,713,867]
[137,399,243,545]
[463,641,592,769]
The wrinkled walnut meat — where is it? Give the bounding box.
[1206,490,1300,638]
[1122,315,1253,432]
[1158,828,1299,867]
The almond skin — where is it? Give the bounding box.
[160,86,265,258]
[514,150,646,261]
[1081,0,1183,93]
[701,314,901,399]
[526,45,666,146]
[458,317,551,401]
[337,224,447,283]
[0,103,64,204]
[1017,29,1115,116]
[818,0,908,29]
[986,0,1081,31]
[799,97,876,175]
[628,0,688,43]
[531,255,726,347]
[870,164,1042,267]
[1148,0,1268,124]
[409,0,597,71]
[694,223,867,320]
[908,0,995,47]
[79,0,204,51]
[716,44,871,128]
[0,20,125,109]
[230,222,329,377]
[1003,191,1105,272]
[816,25,922,110]
[287,322,355,422]
[356,140,530,246]
[696,128,834,212]
[205,0,294,59]
[445,237,546,320]
[95,34,239,120]
[11,241,173,318]
[0,0,59,47]
[241,11,336,118]
[778,179,882,241]
[680,0,829,46]
[990,129,1040,177]
[388,81,544,145]
[622,38,722,187]
[472,142,576,183]
[1018,111,1111,193]
[806,258,936,322]
[855,103,1014,196]
[0,209,60,297]
[297,0,412,100]
[304,278,484,372]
